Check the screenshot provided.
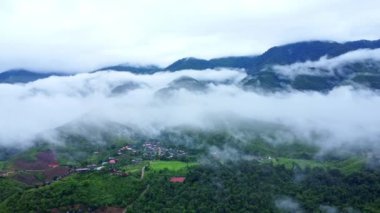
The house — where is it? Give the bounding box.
[109,159,117,164]
[119,145,132,151]
[112,171,129,177]
[75,168,91,172]
[95,166,105,171]
[169,177,186,183]
[48,162,59,168]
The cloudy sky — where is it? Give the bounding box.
[1,0,380,72]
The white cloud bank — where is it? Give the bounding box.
[0,69,380,154]
[273,49,380,78]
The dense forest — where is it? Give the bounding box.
[1,160,380,212]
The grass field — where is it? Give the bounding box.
[149,160,197,171]
[0,161,7,170]
[271,157,364,174]
[123,162,148,173]
[331,157,365,174]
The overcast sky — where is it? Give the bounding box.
[1,0,380,72]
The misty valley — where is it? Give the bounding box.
[1,40,380,212]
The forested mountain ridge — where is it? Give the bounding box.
[3,39,380,89]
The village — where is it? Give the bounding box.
[0,140,189,185]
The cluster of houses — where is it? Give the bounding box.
[72,141,189,179]
[0,171,11,177]
[74,157,119,173]
[141,141,187,160]
[70,141,190,183]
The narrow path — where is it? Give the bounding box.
[1,171,15,177]
[138,184,150,200]
[140,166,145,180]
[23,169,46,172]
[126,184,150,212]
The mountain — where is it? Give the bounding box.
[155,76,210,98]
[165,57,211,71]
[0,69,62,84]
[3,39,380,90]
[162,39,380,92]
[94,39,380,78]
[165,56,256,71]
[248,40,380,73]
[165,39,380,73]
[110,81,142,95]
[100,56,256,73]
[96,64,162,74]
[243,59,380,92]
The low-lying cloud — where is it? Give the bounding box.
[275,196,304,213]
[0,68,380,155]
[273,48,380,79]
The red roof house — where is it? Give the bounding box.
[170,177,186,183]
[109,159,117,164]
[48,162,59,168]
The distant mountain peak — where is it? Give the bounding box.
[95,63,162,74]
[164,39,380,73]
[0,69,63,84]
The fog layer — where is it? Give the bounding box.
[0,68,379,153]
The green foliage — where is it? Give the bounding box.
[1,161,380,212]
[292,75,337,91]
[0,161,7,170]
[244,71,289,91]
[54,136,133,166]
[13,147,42,162]
[129,161,380,212]
[272,157,327,170]
[330,158,365,175]
[0,173,145,212]
[269,157,364,174]
[352,74,380,89]
[273,142,319,159]
[0,178,28,201]
[122,162,147,174]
